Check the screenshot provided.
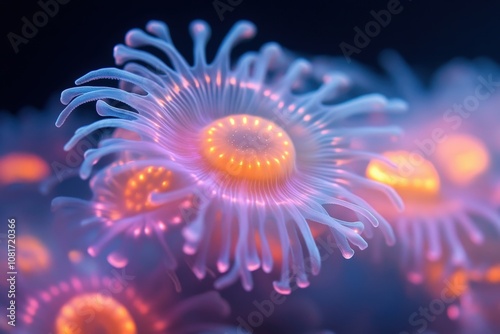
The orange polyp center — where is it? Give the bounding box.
[200,114,295,181]
[18,235,50,274]
[434,134,490,186]
[120,166,172,214]
[55,293,137,334]
[0,153,50,185]
[485,265,500,283]
[366,150,440,199]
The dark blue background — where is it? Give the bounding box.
[2,0,500,112]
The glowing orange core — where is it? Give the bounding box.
[200,114,295,181]
[435,134,490,186]
[366,150,440,199]
[0,153,49,185]
[18,235,50,274]
[55,293,137,334]
[121,166,172,214]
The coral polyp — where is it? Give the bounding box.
[17,272,233,334]
[53,160,187,270]
[320,51,500,280]
[55,20,406,293]
[54,293,137,334]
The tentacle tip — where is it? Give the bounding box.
[74,73,91,85]
[125,29,145,47]
[113,44,128,65]
[183,244,196,255]
[59,96,68,106]
[312,266,321,276]
[247,261,261,272]
[341,249,355,259]
[181,226,199,243]
[296,279,310,289]
[146,20,169,32]
[395,199,405,212]
[217,261,229,273]
[193,267,206,280]
[261,42,282,55]
[262,262,273,273]
[272,281,291,295]
[62,142,72,151]
[50,197,63,211]
[369,218,380,228]
[79,170,91,180]
[407,272,424,285]
[385,235,396,246]
[389,98,409,112]
[87,246,97,257]
[234,20,257,39]
[358,242,369,251]
[190,20,210,34]
[324,71,350,87]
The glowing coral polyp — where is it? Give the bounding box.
[343,52,500,280]
[18,273,232,334]
[55,20,406,293]
[52,159,186,270]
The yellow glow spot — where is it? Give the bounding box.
[486,265,500,283]
[18,235,50,275]
[435,134,490,186]
[55,293,137,334]
[448,270,468,297]
[0,153,50,185]
[200,114,296,181]
[366,150,441,199]
[68,250,84,264]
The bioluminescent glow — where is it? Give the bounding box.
[54,20,406,293]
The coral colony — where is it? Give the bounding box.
[2,20,500,333]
